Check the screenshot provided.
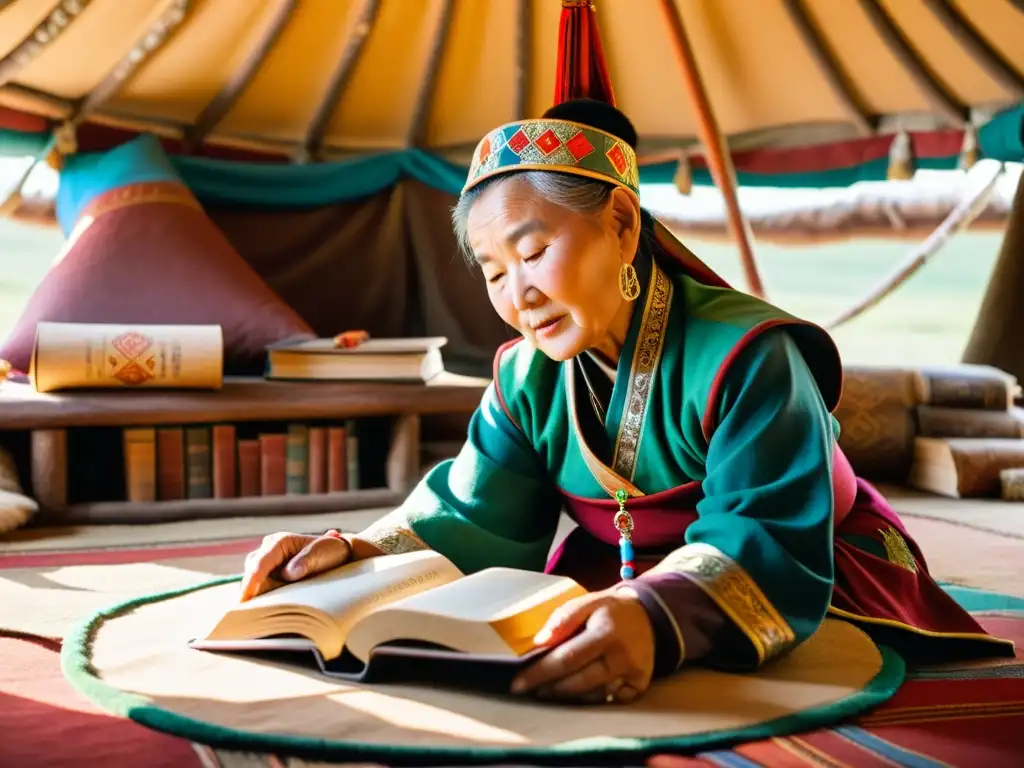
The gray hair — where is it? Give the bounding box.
[452,171,613,260]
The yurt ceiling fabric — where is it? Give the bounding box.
[0,0,1022,185]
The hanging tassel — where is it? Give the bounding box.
[46,120,78,171]
[887,128,915,181]
[959,123,979,171]
[554,0,615,106]
[673,151,692,195]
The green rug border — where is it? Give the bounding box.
[60,574,905,766]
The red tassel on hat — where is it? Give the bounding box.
[554,0,616,106]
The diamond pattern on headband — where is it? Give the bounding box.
[535,129,561,156]
[606,143,628,175]
[566,132,596,161]
[464,119,639,197]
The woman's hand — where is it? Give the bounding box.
[239,530,352,601]
[510,586,655,704]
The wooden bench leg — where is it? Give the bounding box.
[31,428,68,522]
[386,415,421,494]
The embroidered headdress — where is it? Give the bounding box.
[463,1,640,199]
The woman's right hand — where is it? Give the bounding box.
[239,530,352,601]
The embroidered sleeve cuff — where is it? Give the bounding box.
[352,510,431,557]
[645,542,796,666]
[620,574,728,677]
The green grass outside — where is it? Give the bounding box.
[0,218,1003,367]
[0,218,62,344]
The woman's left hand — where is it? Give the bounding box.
[510,587,655,704]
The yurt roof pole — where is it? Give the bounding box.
[184,0,300,155]
[921,0,1024,97]
[0,0,194,217]
[780,0,874,136]
[406,0,457,149]
[657,0,766,299]
[295,0,383,163]
[47,0,194,170]
[857,0,966,127]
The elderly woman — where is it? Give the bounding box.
[241,98,1012,705]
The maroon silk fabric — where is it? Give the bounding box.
[545,443,1009,662]
[551,442,857,572]
[831,481,998,648]
[0,189,313,375]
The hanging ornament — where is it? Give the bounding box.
[673,150,692,195]
[46,120,79,171]
[887,128,915,181]
[958,123,979,171]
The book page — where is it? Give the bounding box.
[217,549,462,633]
[344,568,586,661]
[268,337,448,355]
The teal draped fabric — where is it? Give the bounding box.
[172,150,468,204]
[2,105,1021,202]
[0,129,52,158]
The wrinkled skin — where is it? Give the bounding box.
[467,177,642,364]
[239,177,654,704]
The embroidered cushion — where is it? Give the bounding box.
[0,135,313,374]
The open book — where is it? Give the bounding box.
[190,550,587,691]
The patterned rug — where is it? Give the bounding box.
[3,598,1020,767]
[648,599,1024,768]
[1,522,1022,766]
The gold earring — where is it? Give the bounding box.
[619,262,640,301]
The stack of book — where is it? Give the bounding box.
[834,363,1024,498]
[907,365,1024,498]
[121,421,360,503]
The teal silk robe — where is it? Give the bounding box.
[357,220,1013,672]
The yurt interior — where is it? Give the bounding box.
[1,1,1023,765]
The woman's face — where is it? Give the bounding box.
[466,177,641,361]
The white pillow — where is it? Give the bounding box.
[0,489,36,534]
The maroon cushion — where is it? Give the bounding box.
[0,181,314,375]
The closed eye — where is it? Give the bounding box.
[524,246,547,264]
[487,273,505,284]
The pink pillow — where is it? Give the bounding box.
[0,136,313,374]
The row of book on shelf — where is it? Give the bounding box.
[122,421,361,503]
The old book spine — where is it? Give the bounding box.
[260,434,287,496]
[327,426,347,492]
[918,371,1013,410]
[237,439,261,497]
[916,405,1024,439]
[123,428,156,502]
[185,427,212,499]
[346,419,360,490]
[212,424,237,499]
[948,438,1024,497]
[308,426,327,494]
[156,427,185,501]
[285,424,309,495]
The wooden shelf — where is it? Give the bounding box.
[1,376,478,526]
[0,374,489,431]
[53,488,404,526]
